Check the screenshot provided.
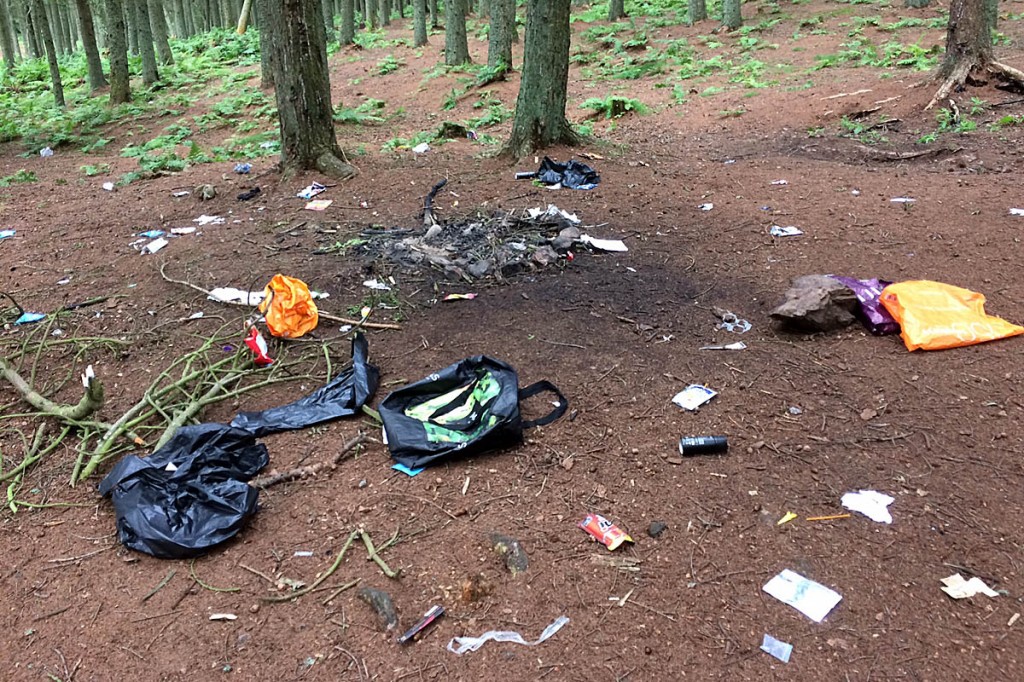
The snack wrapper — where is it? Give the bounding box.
[579,513,633,551]
[244,326,273,367]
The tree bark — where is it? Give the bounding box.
[412,0,425,45]
[22,0,41,57]
[256,0,274,87]
[904,0,929,7]
[366,0,376,27]
[46,0,66,55]
[236,0,251,31]
[379,0,388,25]
[487,0,511,69]
[503,0,578,157]
[74,0,107,89]
[135,0,158,83]
[125,0,137,54]
[428,0,436,28]
[265,0,355,179]
[32,0,64,106]
[688,0,706,23]
[0,0,18,68]
[104,0,130,102]
[149,0,172,63]
[340,0,353,43]
[722,0,741,30]
[444,0,468,65]
[608,0,624,21]
[12,0,34,58]
[322,0,335,40]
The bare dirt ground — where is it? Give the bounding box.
[4,3,1024,681]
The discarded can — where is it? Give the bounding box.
[515,171,537,180]
[579,513,633,551]
[398,605,445,644]
[678,436,728,456]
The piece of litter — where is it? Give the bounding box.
[392,462,425,477]
[412,142,430,154]
[399,605,445,644]
[777,511,797,526]
[890,197,916,203]
[0,229,15,239]
[260,141,276,149]
[717,311,751,333]
[102,182,115,191]
[81,365,95,388]
[141,238,168,255]
[138,230,165,239]
[442,293,477,301]
[293,550,314,557]
[770,225,803,237]
[57,277,71,285]
[363,279,391,291]
[15,312,46,325]
[761,634,793,663]
[234,162,252,174]
[698,202,714,211]
[296,182,326,199]
[788,406,803,415]
[208,287,264,306]
[805,513,851,521]
[841,490,894,524]
[305,199,332,211]
[672,384,717,411]
[193,215,225,226]
[851,189,861,196]
[763,569,842,622]
[339,325,353,333]
[447,615,569,655]
[40,146,53,157]
[526,204,580,224]
[770,179,788,185]
[579,513,633,551]
[579,234,628,252]
[941,573,999,599]
[209,613,237,621]
[172,190,191,197]
[1010,208,1024,216]
[171,227,197,235]
[1008,613,1020,627]
[187,312,204,320]
[699,341,747,351]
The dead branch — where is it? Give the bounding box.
[422,178,448,228]
[0,357,103,421]
[159,264,401,331]
[251,431,367,488]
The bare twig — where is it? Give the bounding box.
[251,432,367,488]
[263,530,360,603]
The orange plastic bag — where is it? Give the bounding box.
[258,274,319,339]
[880,280,1024,351]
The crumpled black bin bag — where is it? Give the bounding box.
[98,423,269,559]
[536,157,600,190]
[230,332,379,438]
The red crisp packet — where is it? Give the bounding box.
[579,513,633,551]
[244,326,273,366]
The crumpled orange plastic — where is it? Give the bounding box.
[258,274,319,339]
[880,280,1024,351]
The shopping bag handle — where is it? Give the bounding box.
[519,381,569,429]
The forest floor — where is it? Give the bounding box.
[3,2,1024,680]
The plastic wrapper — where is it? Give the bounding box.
[259,274,319,339]
[244,326,273,366]
[534,157,600,190]
[579,513,633,551]
[447,615,569,655]
[98,424,269,559]
[231,333,378,437]
[830,276,899,336]
[880,280,1024,351]
[379,356,567,469]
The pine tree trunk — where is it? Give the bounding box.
[74,0,107,89]
[150,0,172,62]
[13,0,34,58]
[236,0,251,31]
[412,0,425,45]
[256,0,274,87]
[939,0,991,80]
[32,0,64,106]
[183,0,194,34]
[322,0,335,40]
[722,0,741,29]
[340,0,353,43]
[486,0,510,69]
[905,0,929,7]
[0,0,18,68]
[688,0,706,23]
[366,0,376,27]
[608,0,624,20]
[428,0,436,28]
[379,0,388,25]
[265,0,354,178]
[45,0,65,55]
[135,0,158,82]
[104,0,130,101]
[444,0,468,64]
[504,0,578,157]
[125,0,137,53]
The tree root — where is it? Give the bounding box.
[928,59,1024,109]
[315,151,358,180]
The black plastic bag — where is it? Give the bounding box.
[379,356,567,469]
[536,157,600,190]
[98,424,268,559]
[230,332,379,437]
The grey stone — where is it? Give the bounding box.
[770,275,858,332]
[468,259,493,278]
[648,521,668,538]
[532,245,559,267]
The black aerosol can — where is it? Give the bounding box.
[678,436,729,456]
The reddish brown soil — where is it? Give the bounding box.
[4,5,1024,681]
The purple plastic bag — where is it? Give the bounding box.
[830,276,900,336]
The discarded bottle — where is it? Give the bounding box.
[515,171,538,180]
[678,436,728,456]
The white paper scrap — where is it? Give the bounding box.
[447,616,569,655]
[102,182,115,191]
[193,214,225,226]
[841,490,894,524]
[1010,208,1024,216]
[770,225,803,237]
[171,227,197,235]
[363,279,392,291]
[208,287,264,306]
[890,197,916,203]
[760,634,793,663]
[770,179,789,186]
[579,234,628,252]
[142,237,169,254]
[763,569,842,623]
[412,142,430,154]
[699,342,747,351]
[941,573,999,599]
[526,204,580,224]
[698,202,714,211]
[672,384,717,411]
[209,613,237,621]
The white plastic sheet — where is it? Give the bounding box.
[447,615,569,655]
[841,490,894,524]
[763,569,842,623]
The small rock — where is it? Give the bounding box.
[423,224,443,242]
[552,226,581,250]
[860,408,878,421]
[531,245,559,267]
[357,479,368,489]
[358,587,399,631]
[490,533,529,575]
[770,275,858,332]
[560,456,574,471]
[648,521,668,538]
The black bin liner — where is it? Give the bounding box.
[536,157,600,190]
[230,332,379,437]
[378,355,568,470]
[98,424,268,559]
